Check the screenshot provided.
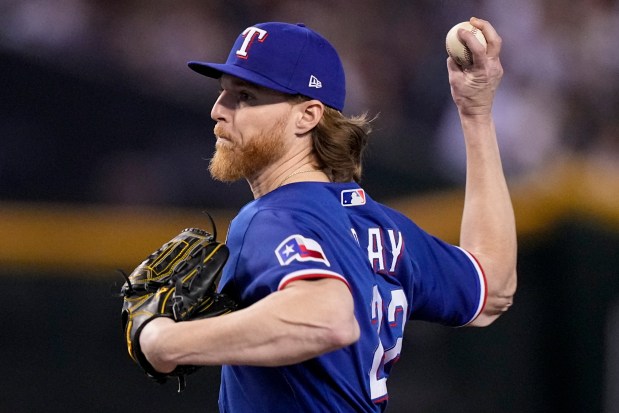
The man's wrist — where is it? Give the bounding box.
[459,111,494,127]
[140,317,177,374]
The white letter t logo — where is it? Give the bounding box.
[236,27,268,59]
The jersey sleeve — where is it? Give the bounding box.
[226,208,349,305]
[406,222,487,327]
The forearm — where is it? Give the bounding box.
[459,114,517,325]
[140,279,359,371]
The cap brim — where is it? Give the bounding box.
[188,61,297,96]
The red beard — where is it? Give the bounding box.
[209,116,288,182]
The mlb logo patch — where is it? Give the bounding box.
[341,189,366,206]
[275,235,330,267]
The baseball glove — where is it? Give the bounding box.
[120,227,237,391]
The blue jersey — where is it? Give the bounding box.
[217,182,486,413]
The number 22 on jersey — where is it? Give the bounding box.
[369,285,408,402]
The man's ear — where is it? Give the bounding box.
[294,100,324,135]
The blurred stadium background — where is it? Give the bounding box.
[1,0,618,412]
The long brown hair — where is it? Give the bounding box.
[311,106,373,182]
[288,94,374,182]
[312,106,372,182]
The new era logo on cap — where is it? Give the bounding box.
[308,75,322,89]
[188,22,346,111]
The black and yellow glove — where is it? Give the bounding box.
[120,228,237,390]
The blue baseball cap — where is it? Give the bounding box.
[188,22,346,111]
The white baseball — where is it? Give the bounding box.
[445,22,487,67]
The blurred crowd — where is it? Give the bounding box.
[1,0,618,208]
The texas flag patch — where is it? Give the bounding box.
[341,189,366,206]
[275,235,330,267]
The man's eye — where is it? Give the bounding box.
[238,91,254,102]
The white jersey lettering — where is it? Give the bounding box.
[387,229,403,273]
[350,228,360,246]
[369,286,408,401]
[366,227,404,274]
[367,228,385,271]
